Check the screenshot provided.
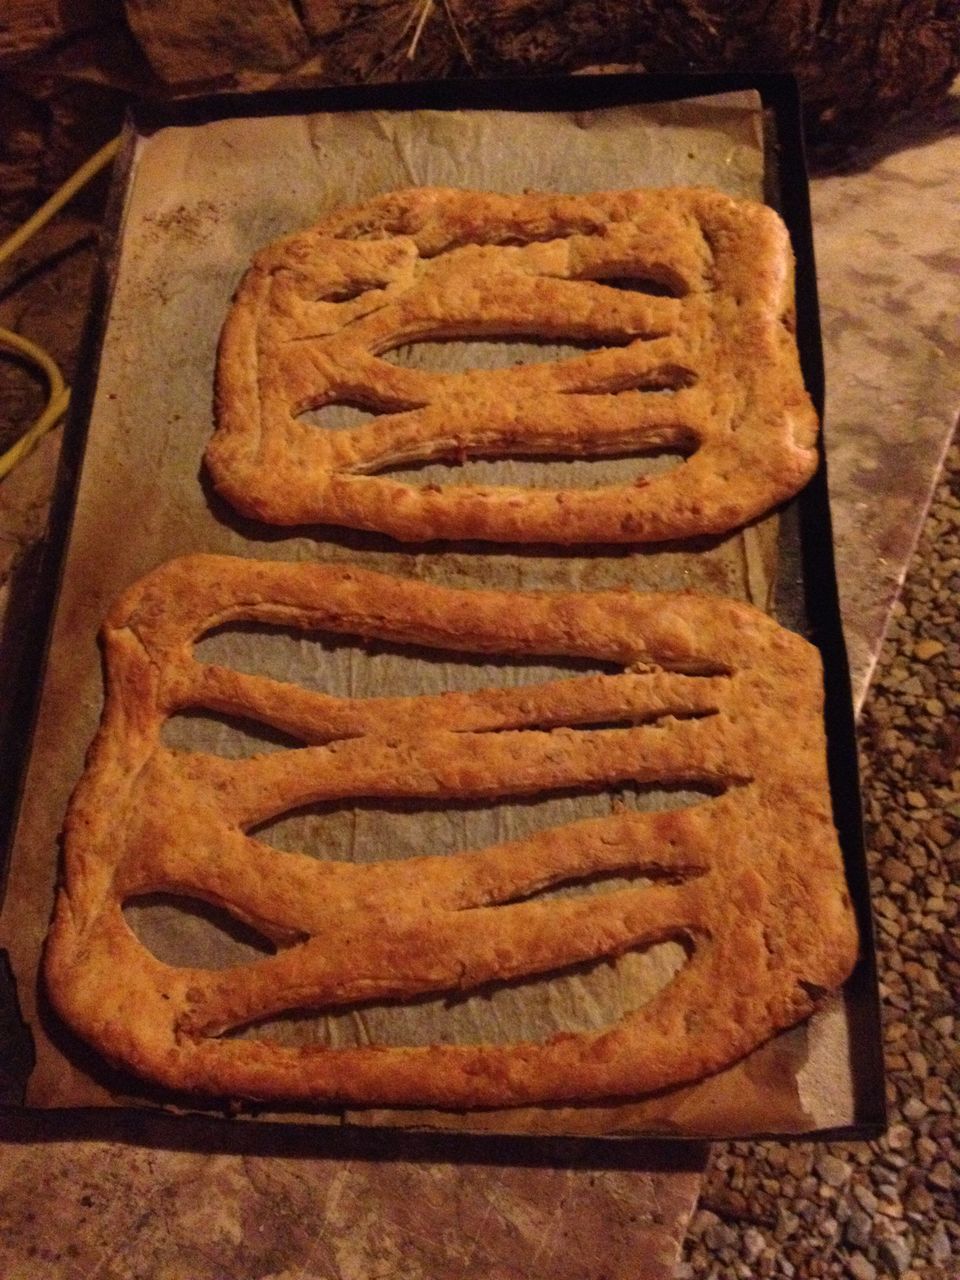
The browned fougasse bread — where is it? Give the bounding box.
[207,186,819,544]
[45,555,858,1107]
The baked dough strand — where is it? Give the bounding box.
[207,187,819,541]
[45,556,858,1107]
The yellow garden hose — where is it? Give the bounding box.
[0,135,122,481]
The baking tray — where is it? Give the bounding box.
[0,73,884,1139]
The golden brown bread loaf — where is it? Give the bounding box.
[207,186,819,543]
[45,555,858,1107]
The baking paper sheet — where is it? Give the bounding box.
[1,91,854,1134]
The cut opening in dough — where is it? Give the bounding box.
[162,709,306,757]
[123,893,279,969]
[374,448,692,487]
[247,782,730,863]
[377,337,635,372]
[220,934,695,1050]
[193,623,620,691]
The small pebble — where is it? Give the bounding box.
[928,1160,954,1190]
[878,1236,913,1276]
[923,1076,948,1109]
[905,1050,929,1079]
[882,857,914,885]
[703,1221,736,1250]
[742,1227,765,1264]
[847,1253,877,1280]
[914,638,944,660]
[815,1152,851,1188]
[846,1210,873,1249]
[785,1150,812,1180]
[907,1178,935,1210]
[915,1135,938,1162]
[852,1184,879,1215]
[775,1207,800,1241]
[887,1123,913,1151]
[930,1222,952,1264]
[902,1096,928,1121]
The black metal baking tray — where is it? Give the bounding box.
[0,71,884,1140]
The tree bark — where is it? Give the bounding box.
[0,0,957,168]
[453,0,960,144]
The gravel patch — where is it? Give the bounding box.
[681,436,960,1279]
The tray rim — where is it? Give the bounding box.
[0,69,885,1141]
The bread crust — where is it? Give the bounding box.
[206,186,819,543]
[44,555,858,1107]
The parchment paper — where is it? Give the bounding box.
[1,92,855,1134]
